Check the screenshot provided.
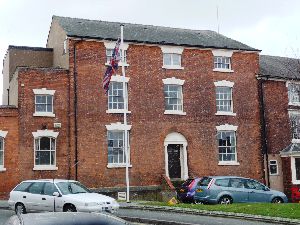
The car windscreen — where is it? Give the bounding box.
[198,177,212,186]
[56,182,91,195]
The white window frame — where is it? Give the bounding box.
[33,88,56,117]
[104,41,129,67]
[269,160,278,175]
[214,80,236,116]
[287,81,300,106]
[163,77,186,115]
[291,156,300,184]
[212,49,234,73]
[0,130,8,171]
[105,122,132,168]
[161,46,184,70]
[32,130,59,171]
[63,37,68,55]
[106,75,131,114]
[216,124,239,166]
[288,110,300,143]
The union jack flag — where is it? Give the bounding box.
[103,38,121,94]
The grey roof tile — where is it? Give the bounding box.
[280,143,300,155]
[53,16,258,51]
[259,55,300,80]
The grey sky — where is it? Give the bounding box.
[1,0,300,104]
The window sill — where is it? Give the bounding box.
[215,112,236,116]
[164,110,186,115]
[107,164,132,168]
[162,65,184,70]
[0,167,6,172]
[269,173,279,176]
[213,68,234,73]
[218,161,240,166]
[105,62,129,67]
[33,112,55,117]
[292,180,300,185]
[292,139,300,143]
[106,109,131,114]
[33,166,58,171]
[289,102,300,106]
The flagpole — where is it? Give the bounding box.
[121,24,130,203]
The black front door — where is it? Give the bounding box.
[167,144,181,179]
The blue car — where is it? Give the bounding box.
[194,176,288,204]
[177,178,201,203]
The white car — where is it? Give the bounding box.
[8,179,119,214]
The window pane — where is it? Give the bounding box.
[295,158,300,180]
[288,84,300,104]
[172,54,181,66]
[36,95,46,104]
[35,151,50,165]
[163,54,172,65]
[217,131,236,162]
[40,137,50,150]
[0,152,3,166]
[36,104,46,112]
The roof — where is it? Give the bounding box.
[259,55,300,80]
[53,16,259,52]
[280,143,300,156]
[8,45,53,52]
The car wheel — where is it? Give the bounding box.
[218,196,232,204]
[194,199,204,204]
[271,197,283,203]
[64,204,77,212]
[15,203,26,214]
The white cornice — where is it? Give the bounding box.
[212,49,233,57]
[106,122,132,131]
[110,75,130,83]
[104,41,129,50]
[33,88,55,95]
[216,124,238,131]
[160,46,184,54]
[0,130,8,138]
[32,130,59,138]
[214,80,234,87]
[162,77,185,85]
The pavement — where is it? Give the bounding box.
[1,200,300,225]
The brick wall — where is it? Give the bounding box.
[68,40,264,188]
[17,68,70,181]
[0,107,19,199]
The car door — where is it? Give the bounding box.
[40,182,59,212]
[245,179,272,202]
[26,182,46,212]
[228,178,248,202]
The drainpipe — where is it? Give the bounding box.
[7,88,9,105]
[73,40,82,181]
[258,78,270,187]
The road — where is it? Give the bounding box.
[0,208,283,225]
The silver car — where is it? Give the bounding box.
[8,179,119,214]
[194,176,288,204]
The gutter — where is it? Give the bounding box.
[258,78,270,186]
[73,40,83,180]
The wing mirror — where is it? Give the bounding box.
[53,192,61,197]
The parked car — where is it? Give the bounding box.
[177,177,201,203]
[8,179,119,214]
[194,176,288,204]
[5,212,131,225]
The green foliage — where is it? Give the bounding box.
[144,201,300,219]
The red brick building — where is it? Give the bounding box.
[1,16,265,198]
[258,55,300,201]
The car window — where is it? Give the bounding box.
[245,179,266,190]
[198,177,212,186]
[28,182,45,194]
[13,182,32,192]
[214,178,230,187]
[44,182,58,196]
[229,178,245,188]
[56,182,91,195]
